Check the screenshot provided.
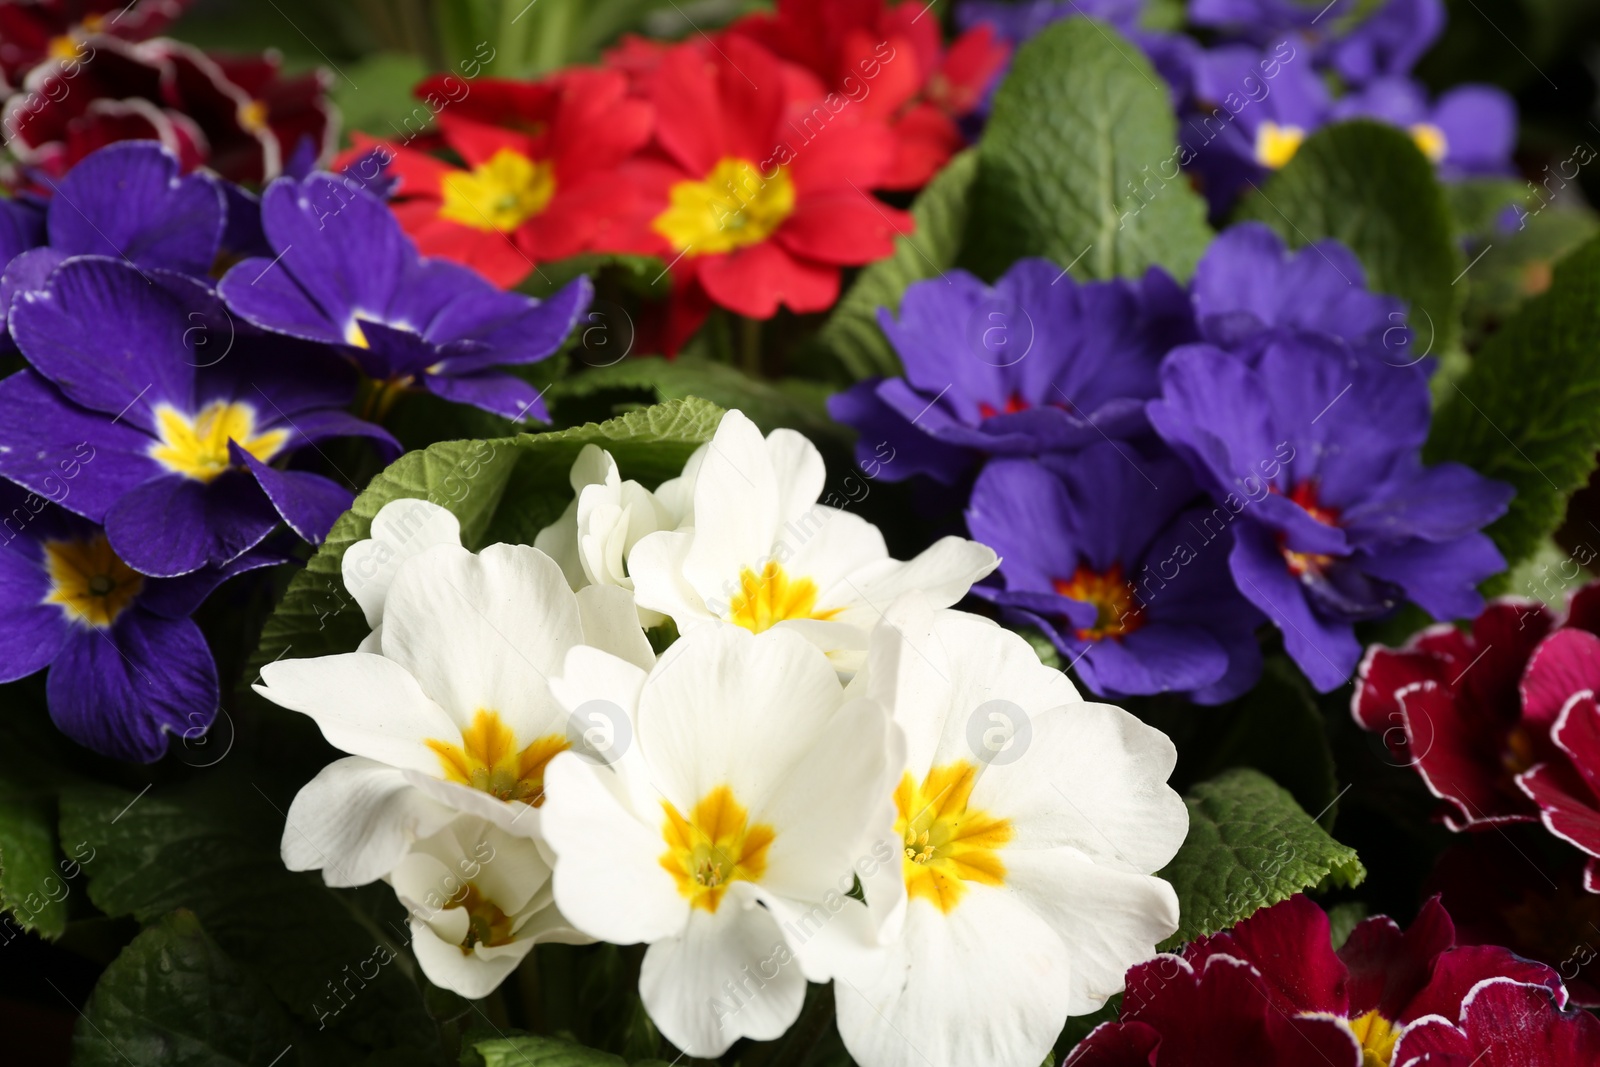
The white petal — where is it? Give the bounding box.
[831,537,998,631]
[764,428,826,527]
[639,891,806,1057]
[381,543,578,740]
[410,914,533,999]
[281,757,457,887]
[575,584,655,671]
[638,625,845,814]
[255,653,455,774]
[1002,847,1180,1015]
[758,696,897,903]
[836,888,1070,1067]
[541,752,688,945]
[757,889,890,985]
[401,772,540,838]
[342,498,462,626]
[682,411,780,597]
[971,702,1188,874]
[467,828,552,916]
[629,528,709,628]
[533,497,588,590]
[783,507,889,600]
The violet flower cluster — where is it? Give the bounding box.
[0,141,589,762]
[958,0,1518,214]
[830,223,1512,700]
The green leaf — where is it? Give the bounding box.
[551,357,840,445]
[1325,901,1368,951]
[74,911,295,1067]
[1443,178,1532,238]
[1236,120,1464,358]
[0,688,85,939]
[959,19,1212,284]
[251,398,723,671]
[814,149,979,381]
[1425,233,1600,574]
[60,780,436,1056]
[332,54,432,145]
[469,1035,627,1067]
[1156,768,1365,948]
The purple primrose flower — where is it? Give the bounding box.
[1147,335,1512,691]
[218,172,592,422]
[0,257,397,577]
[0,484,284,761]
[966,441,1264,703]
[827,258,1196,483]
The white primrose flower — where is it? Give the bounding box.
[834,596,1188,1067]
[539,624,903,1058]
[388,814,588,999]
[342,498,463,653]
[534,443,700,626]
[256,541,655,887]
[628,410,999,673]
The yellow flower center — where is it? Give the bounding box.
[439,148,557,233]
[457,884,518,952]
[43,535,144,629]
[344,319,371,348]
[895,762,1013,914]
[660,785,775,913]
[653,157,796,256]
[1053,562,1143,641]
[1255,121,1306,169]
[47,35,83,60]
[725,561,842,634]
[1348,1009,1400,1067]
[238,99,270,134]
[424,709,569,805]
[149,401,288,483]
[1409,122,1448,164]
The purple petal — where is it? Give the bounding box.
[47,612,218,763]
[1148,343,1282,498]
[826,380,974,485]
[1230,523,1362,691]
[1075,623,1231,699]
[425,271,591,367]
[9,257,206,428]
[1432,85,1517,177]
[0,371,165,522]
[967,458,1083,594]
[44,141,225,276]
[422,370,551,423]
[232,443,352,545]
[105,471,279,577]
[139,538,294,619]
[0,195,45,265]
[219,252,345,346]
[197,331,359,419]
[258,173,412,326]
[0,530,69,682]
[1343,461,1514,544]
[1358,533,1503,622]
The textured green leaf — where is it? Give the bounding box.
[550,357,840,445]
[1425,233,1600,574]
[1237,120,1463,357]
[0,689,83,939]
[959,19,1212,284]
[1157,768,1365,948]
[60,780,435,1056]
[74,911,295,1067]
[815,149,979,381]
[470,1035,627,1067]
[251,398,723,671]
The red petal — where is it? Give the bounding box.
[776,189,908,265]
[697,241,838,318]
[933,24,1012,116]
[436,112,539,168]
[1186,895,1347,1017]
[1522,629,1600,730]
[878,103,963,190]
[1338,896,1456,1020]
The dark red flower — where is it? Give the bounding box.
[1517,626,1600,893]
[614,35,910,334]
[1428,833,1600,1007]
[340,68,652,288]
[0,0,189,83]
[727,0,1009,189]
[1389,977,1600,1066]
[2,33,333,184]
[1351,589,1594,830]
[1071,895,1565,1066]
